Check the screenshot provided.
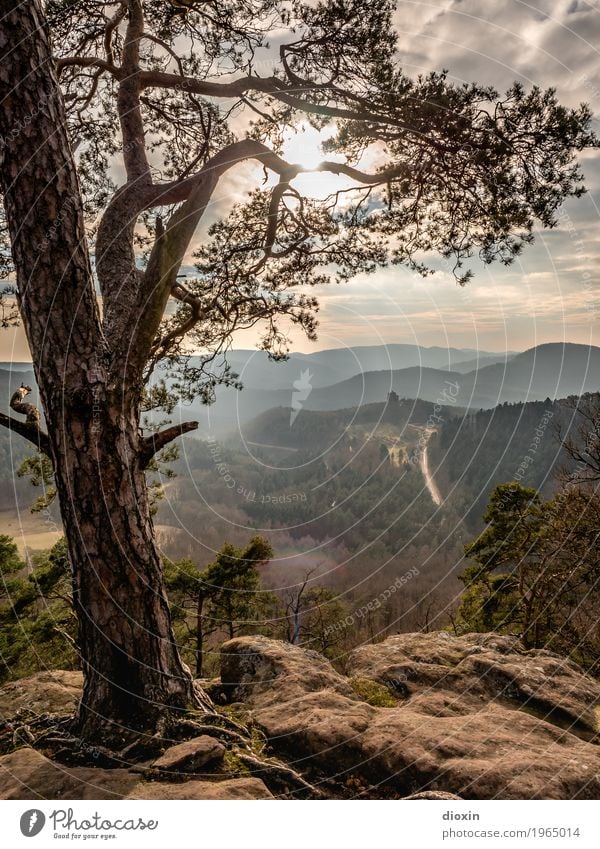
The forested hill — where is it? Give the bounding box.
[237,397,465,453]
[429,395,589,525]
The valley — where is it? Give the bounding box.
[0,346,594,639]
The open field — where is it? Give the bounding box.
[0,509,62,555]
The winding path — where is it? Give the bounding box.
[420,428,443,506]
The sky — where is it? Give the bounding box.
[3,0,600,361]
[281,0,600,354]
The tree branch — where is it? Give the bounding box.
[139,421,199,468]
[0,413,50,456]
[137,69,406,127]
[140,138,406,211]
[102,135,407,374]
[104,3,126,67]
[56,56,122,77]
[152,281,205,361]
[118,0,151,183]
[141,32,185,77]
[126,167,220,376]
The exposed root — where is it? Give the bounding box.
[192,680,216,713]
[0,712,74,757]
[0,705,324,799]
[236,751,325,799]
[173,720,254,751]
[196,711,253,738]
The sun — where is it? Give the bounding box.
[281,122,330,170]
[279,122,356,200]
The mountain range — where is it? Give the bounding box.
[0,343,598,437]
[209,344,514,390]
[188,342,600,433]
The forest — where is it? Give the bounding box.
[1,391,598,682]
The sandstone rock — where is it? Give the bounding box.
[221,634,600,800]
[152,735,225,774]
[3,632,599,801]
[0,748,271,800]
[405,791,463,800]
[0,747,138,799]
[126,777,272,799]
[348,632,600,738]
[221,634,358,705]
[0,670,83,718]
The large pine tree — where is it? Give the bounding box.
[0,0,595,742]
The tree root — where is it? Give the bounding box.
[236,751,325,799]
[192,680,216,713]
[195,711,253,738]
[173,719,254,751]
[0,712,74,756]
[0,707,324,799]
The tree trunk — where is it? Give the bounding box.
[0,0,201,744]
[55,395,199,742]
[292,606,301,645]
[521,586,536,650]
[196,594,205,678]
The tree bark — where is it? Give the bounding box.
[196,594,205,678]
[56,395,200,742]
[0,0,200,744]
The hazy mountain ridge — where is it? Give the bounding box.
[289,343,600,412]
[219,344,512,391]
[0,343,597,438]
[183,342,600,432]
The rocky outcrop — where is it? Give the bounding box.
[0,747,272,800]
[220,632,600,800]
[126,777,272,800]
[152,735,225,774]
[348,632,600,738]
[1,632,598,800]
[0,671,83,717]
[0,747,139,800]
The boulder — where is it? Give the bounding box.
[220,634,358,705]
[0,671,83,718]
[126,777,272,800]
[152,735,225,774]
[0,747,138,800]
[220,634,600,800]
[0,748,271,800]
